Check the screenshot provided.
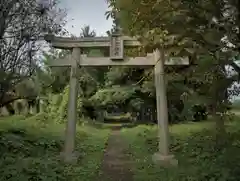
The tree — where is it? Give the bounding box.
[106,0,240,132]
[80,25,96,38]
[41,49,71,94]
[0,0,67,107]
[39,25,108,119]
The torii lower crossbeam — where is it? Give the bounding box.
[49,54,189,67]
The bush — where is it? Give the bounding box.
[0,115,110,181]
[0,122,65,181]
[192,104,208,122]
[26,112,53,125]
[46,86,84,123]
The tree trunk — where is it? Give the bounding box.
[0,97,21,108]
[215,114,226,135]
[211,63,228,146]
[212,107,227,147]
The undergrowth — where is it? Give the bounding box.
[0,115,110,181]
[121,119,240,181]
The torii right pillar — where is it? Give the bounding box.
[152,48,178,166]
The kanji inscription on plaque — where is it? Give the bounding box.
[110,34,124,60]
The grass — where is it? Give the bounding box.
[2,114,240,181]
[121,118,240,181]
[0,114,110,181]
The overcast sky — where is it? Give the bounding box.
[59,0,113,36]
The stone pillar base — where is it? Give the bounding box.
[60,151,80,163]
[152,152,178,167]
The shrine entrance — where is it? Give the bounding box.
[44,33,189,165]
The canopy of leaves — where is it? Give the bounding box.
[106,0,240,115]
[90,85,139,107]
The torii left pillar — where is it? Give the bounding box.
[61,47,80,162]
[152,48,178,166]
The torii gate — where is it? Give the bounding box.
[44,33,189,165]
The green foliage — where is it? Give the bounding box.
[121,118,240,181]
[45,86,84,123]
[41,49,71,94]
[26,112,53,124]
[90,86,138,107]
[38,22,212,124]
[106,0,240,119]
[37,16,238,125]
[47,94,63,114]
[57,89,68,122]
[0,115,110,181]
[15,79,39,99]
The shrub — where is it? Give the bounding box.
[46,86,84,123]
[26,112,53,125]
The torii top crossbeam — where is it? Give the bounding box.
[44,34,141,49]
[44,34,189,66]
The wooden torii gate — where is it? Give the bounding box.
[44,33,189,165]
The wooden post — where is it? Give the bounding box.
[152,48,178,166]
[62,47,80,162]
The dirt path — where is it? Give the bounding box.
[100,130,133,181]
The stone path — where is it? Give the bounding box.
[100,130,133,181]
